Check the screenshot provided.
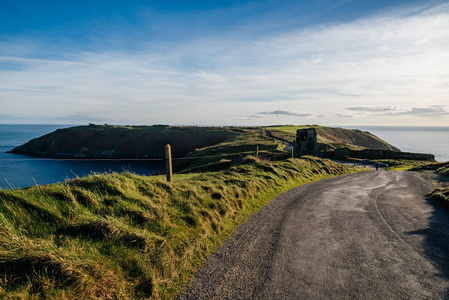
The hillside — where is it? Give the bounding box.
[9,125,237,159]
[0,156,359,299]
[265,125,400,151]
[1,124,388,298]
[9,124,400,161]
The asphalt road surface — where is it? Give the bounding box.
[180,171,449,299]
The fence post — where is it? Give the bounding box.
[291,146,294,159]
[256,146,259,158]
[165,144,173,183]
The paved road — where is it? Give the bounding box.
[180,171,449,299]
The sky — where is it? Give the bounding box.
[1,0,448,126]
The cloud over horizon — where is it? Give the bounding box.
[346,106,399,112]
[258,110,314,117]
[345,105,449,117]
[1,1,448,126]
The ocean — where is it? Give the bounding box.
[0,124,164,190]
[0,124,448,190]
[345,126,449,163]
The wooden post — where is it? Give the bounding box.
[165,144,173,183]
[256,146,259,158]
[291,146,294,159]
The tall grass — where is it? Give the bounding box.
[420,161,449,211]
[429,188,449,211]
[411,161,449,175]
[0,156,360,299]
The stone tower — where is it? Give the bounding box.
[295,128,317,157]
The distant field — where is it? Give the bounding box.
[265,125,400,151]
[266,125,310,134]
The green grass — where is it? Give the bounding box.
[374,159,431,171]
[265,125,399,151]
[411,161,449,175]
[0,156,361,299]
[435,163,449,176]
[429,187,449,211]
[10,125,238,159]
[173,128,288,173]
[412,161,449,211]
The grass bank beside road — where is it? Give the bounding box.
[0,156,361,299]
[417,161,449,211]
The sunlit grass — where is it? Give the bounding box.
[264,125,399,151]
[0,156,361,299]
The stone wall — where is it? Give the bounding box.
[331,148,435,161]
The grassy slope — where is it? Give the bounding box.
[0,156,360,299]
[266,125,400,151]
[411,161,449,175]
[0,125,373,299]
[349,158,432,171]
[415,161,449,210]
[429,187,449,210]
[10,124,401,160]
[10,125,237,159]
[173,128,287,173]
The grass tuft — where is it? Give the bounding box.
[429,188,449,211]
[0,153,363,299]
[62,221,116,240]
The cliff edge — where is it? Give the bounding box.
[8,125,237,159]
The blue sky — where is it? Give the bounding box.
[1,0,448,125]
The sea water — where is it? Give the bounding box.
[345,126,449,163]
[0,124,164,189]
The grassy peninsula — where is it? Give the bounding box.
[1,125,388,299]
[8,124,400,159]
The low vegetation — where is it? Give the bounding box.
[429,187,449,211]
[265,125,400,151]
[1,124,400,298]
[353,159,432,171]
[173,128,288,173]
[9,125,238,159]
[433,162,449,177]
[9,124,401,160]
[411,161,449,210]
[411,161,449,175]
[0,156,361,299]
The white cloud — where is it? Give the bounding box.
[258,110,314,117]
[346,106,399,112]
[345,105,449,117]
[1,2,448,125]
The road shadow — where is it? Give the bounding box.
[407,196,449,298]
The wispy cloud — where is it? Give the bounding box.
[345,105,449,117]
[346,106,399,112]
[258,110,314,117]
[1,2,448,125]
[402,105,449,116]
[333,113,354,118]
